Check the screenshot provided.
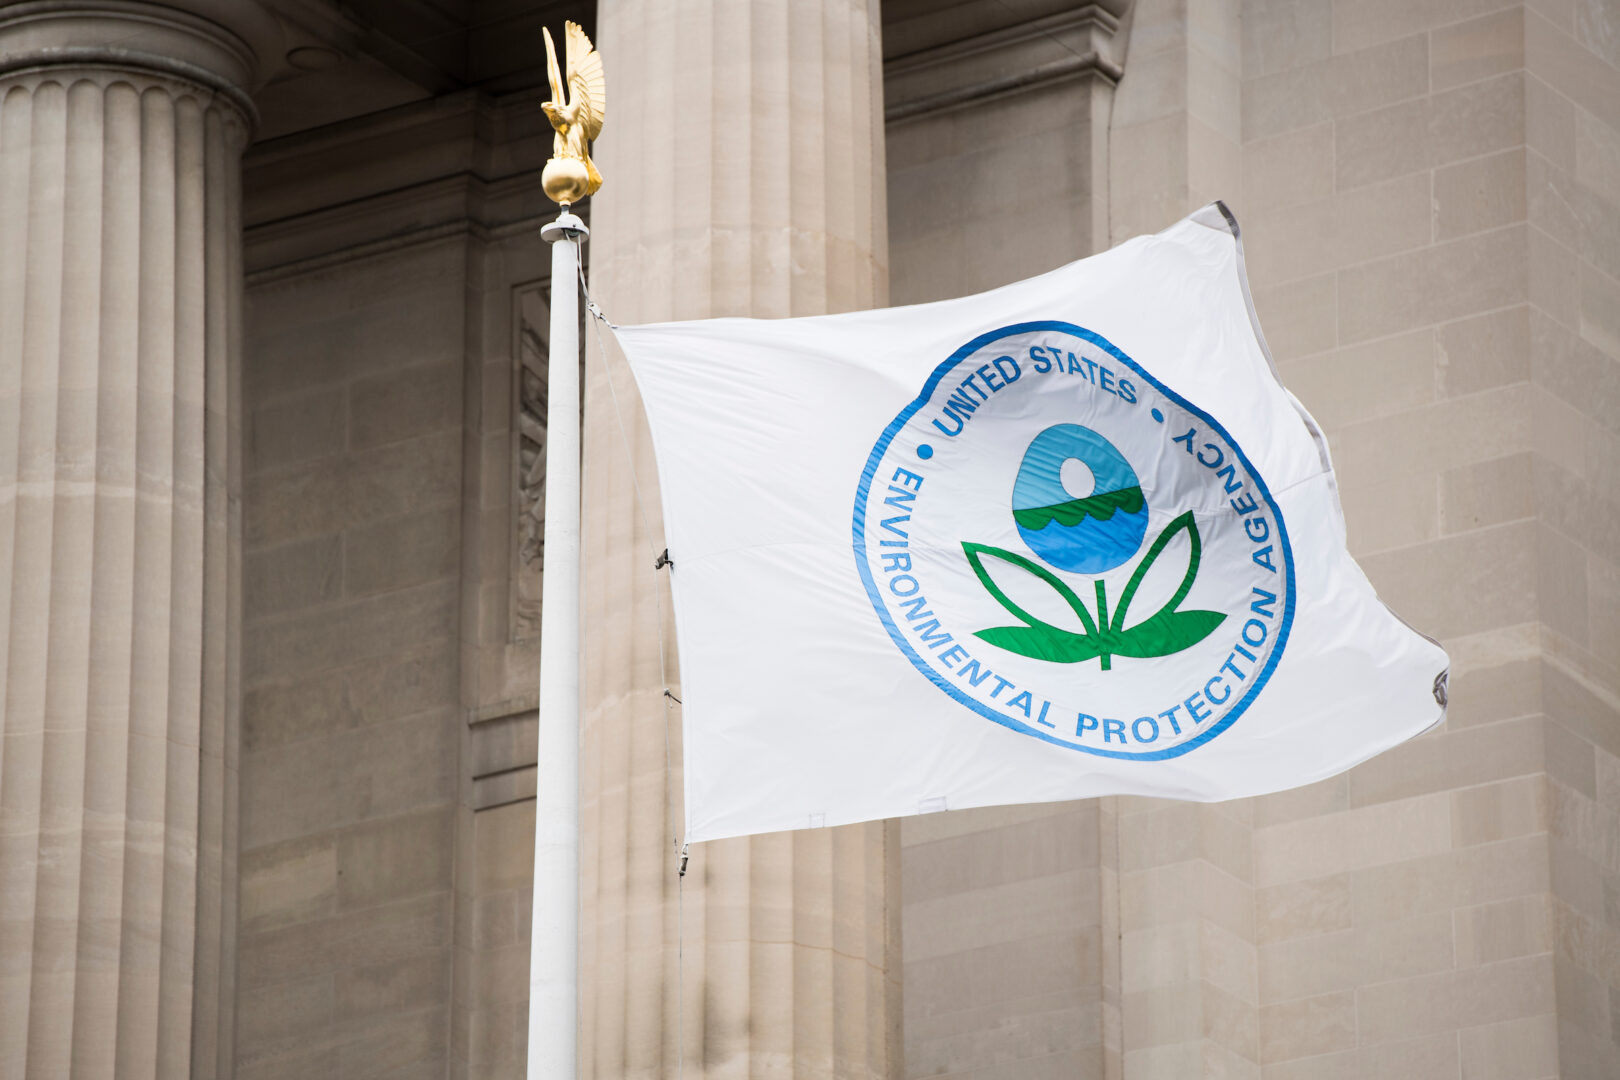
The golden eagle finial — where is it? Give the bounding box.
[541,21,606,205]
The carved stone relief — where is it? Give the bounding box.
[515,285,550,639]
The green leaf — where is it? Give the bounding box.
[1109,608,1226,658]
[974,625,1102,663]
[961,542,1098,638]
[1111,510,1200,635]
[1107,511,1226,658]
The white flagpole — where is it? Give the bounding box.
[528,208,588,1080]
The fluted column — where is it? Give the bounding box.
[0,6,251,1077]
[580,2,899,1078]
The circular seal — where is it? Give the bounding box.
[853,321,1296,760]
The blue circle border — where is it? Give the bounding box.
[851,321,1298,761]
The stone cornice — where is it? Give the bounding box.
[242,89,559,277]
[0,1,272,120]
[884,5,1127,124]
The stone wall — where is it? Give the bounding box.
[234,90,554,1080]
[1237,3,1619,1077]
[888,2,1620,1078]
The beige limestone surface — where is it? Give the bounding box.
[577,3,901,1079]
[0,4,252,1076]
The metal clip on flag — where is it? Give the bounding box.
[612,202,1449,844]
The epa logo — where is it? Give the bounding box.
[853,322,1297,760]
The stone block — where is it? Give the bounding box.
[1242,32,1427,143]
[1244,123,1334,210]
[1350,834,1550,925]
[1455,894,1555,967]
[1436,149,1529,240]
[1338,378,1531,482]
[342,430,465,529]
[1354,1034,1459,1079]
[1457,1012,1559,1080]
[1332,0,1521,53]
[1252,273,1335,362]
[1258,989,1355,1062]
[343,507,460,598]
[345,709,456,822]
[337,893,450,971]
[1455,953,1556,1025]
[235,974,336,1064]
[1592,558,1620,679]
[1258,1047,1356,1080]
[245,534,342,619]
[1580,260,1620,364]
[336,1006,447,1079]
[1340,226,1528,344]
[251,391,345,471]
[1256,874,1352,943]
[1437,304,1531,398]
[336,808,453,910]
[1575,107,1620,212]
[903,808,1097,904]
[1119,803,1202,874]
[1122,922,1196,995]
[238,916,341,991]
[1347,715,1544,807]
[1354,969,1456,1044]
[349,362,461,451]
[1444,633,1542,729]
[1258,927,1356,1001]
[1526,6,1620,136]
[1122,982,1201,1051]
[1440,453,1534,535]
[904,866,1097,961]
[1252,792,1451,888]
[475,801,536,896]
[244,456,347,548]
[242,732,353,848]
[1200,980,1259,1060]
[1251,775,1348,829]
[1576,0,1620,67]
[1546,720,1599,798]
[334,953,449,1026]
[1202,919,1260,1004]
[1527,73,1577,172]
[1452,774,1550,848]
[1356,520,1537,639]
[1536,524,1591,646]
[1246,171,1432,289]
[239,833,338,935]
[1281,324,1434,431]
[1121,860,1255,940]
[236,1043,340,1080]
[1334,97,1429,191]
[1337,461,1440,555]
[245,581,456,682]
[1240,0,1331,78]
[1432,8,1526,91]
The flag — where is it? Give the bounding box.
[614,203,1449,843]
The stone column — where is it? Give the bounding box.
[579,2,899,1077]
[0,5,252,1077]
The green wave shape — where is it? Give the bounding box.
[1013,485,1144,531]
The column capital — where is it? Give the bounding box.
[0,1,283,123]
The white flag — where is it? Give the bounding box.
[615,203,1448,843]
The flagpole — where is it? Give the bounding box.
[528,206,587,1080]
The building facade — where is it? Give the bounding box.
[0,1,1616,1078]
